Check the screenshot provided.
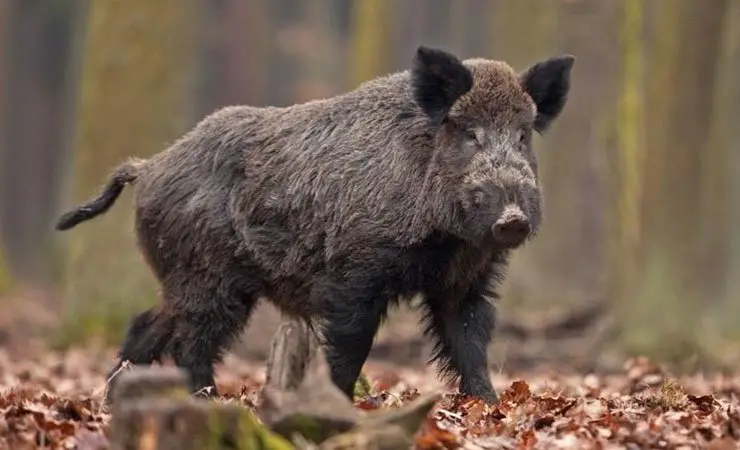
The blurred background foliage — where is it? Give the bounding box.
[0,0,738,373]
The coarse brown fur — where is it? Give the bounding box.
[56,46,575,404]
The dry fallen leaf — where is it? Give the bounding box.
[502,380,532,404]
[415,415,461,449]
[0,348,739,449]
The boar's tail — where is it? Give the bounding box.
[55,158,146,231]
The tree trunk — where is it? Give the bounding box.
[0,247,8,294]
[538,0,618,304]
[487,0,557,312]
[264,318,372,398]
[490,0,557,69]
[710,0,740,337]
[611,0,647,344]
[198,0,271,114]
[0,0,6,295]
[58,0,200,345]
[0,0,81,283]
[292,0,342,102]
[698,0,734,307]
[347,0,396,88]
[264,318,319,392]
[628,0,728,361]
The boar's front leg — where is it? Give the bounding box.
[423,280,499,403]
[311,269,388,400]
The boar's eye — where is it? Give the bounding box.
[517,127,531,145]
[464,128,479,145]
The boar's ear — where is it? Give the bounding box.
[411,46,473,126]
[520,54,575,133]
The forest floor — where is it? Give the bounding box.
[0,345,739,449]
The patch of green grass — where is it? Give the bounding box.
[616,250,733,373]
[51,301,147,350]
[354,372,373,399]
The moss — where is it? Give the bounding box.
[202,407,295,450]
[239,410,295,450]
[353,372,373,399]
[272,413,327,444]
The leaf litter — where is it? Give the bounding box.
[0,348,739,449]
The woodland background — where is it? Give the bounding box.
[1,0,739,376]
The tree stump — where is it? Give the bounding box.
[261,320,363,444]
[264,318,319,392]
[108,365,190,406]
[108,366,294,450]
[264,318,372,397]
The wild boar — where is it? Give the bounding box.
[56,46,574,404]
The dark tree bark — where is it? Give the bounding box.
[0,0,83,282]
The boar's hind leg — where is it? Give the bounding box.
[423,283,499,403]
[313,272,388,400]
[105,308,173,403]
[167,291,256,397]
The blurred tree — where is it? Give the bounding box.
[488,0,558,313]
[197,0,271,113]
[542,0,619,307]
[0,0,7,293]
[708,0,740,340]
[0,0,6,153]
[0,247,9,293]
[397,0,428,66]
[57,0,200,346]
[630,0,728,364]
[492,0,620,317]
[489,0,623,370]
[700,0,735,306]
[612,0,646,345]
[490,0,556,69]
[293,0,342,101]
[448,0,467,55]
[425,0,452,49]
[448,0,490,57]
[223,0,271,106]
[626,0,683,357]
[348,0,395,88]
[266,0,302,106]
[0,0,81,284]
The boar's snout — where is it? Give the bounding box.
[492,205,530,248]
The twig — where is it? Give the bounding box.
[193,385,215,398]
[437,408,464,421]
[97,360,131,414]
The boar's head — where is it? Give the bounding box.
[410,46,574,249]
